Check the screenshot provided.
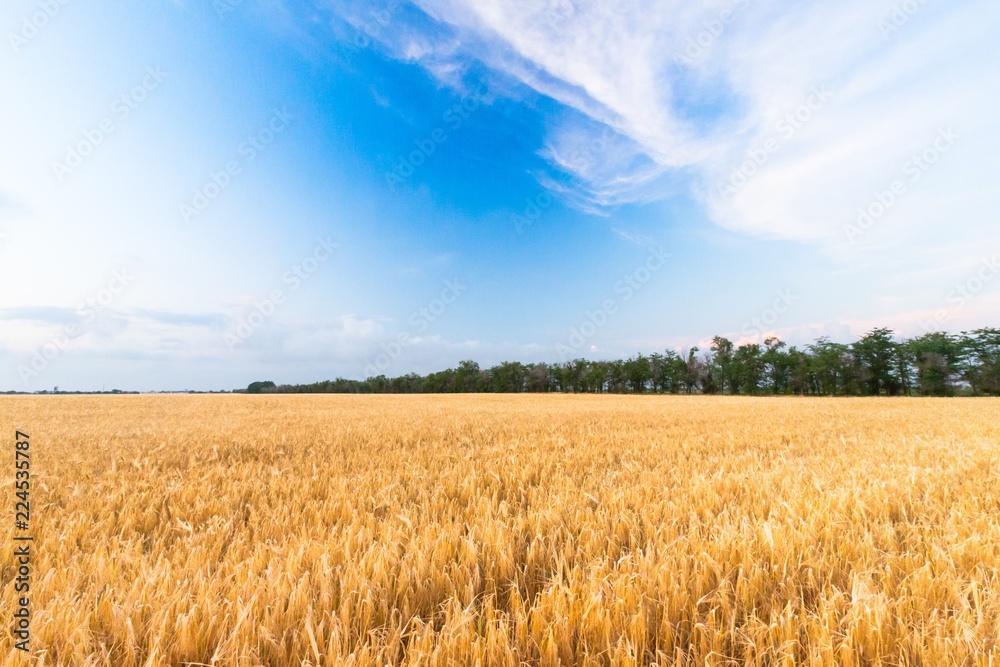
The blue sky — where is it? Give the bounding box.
[1,0,998,391]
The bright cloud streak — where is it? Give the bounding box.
[331,0,1000,249]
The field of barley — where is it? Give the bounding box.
[1,395,999,666]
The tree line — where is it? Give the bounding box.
[246,327,1000,397]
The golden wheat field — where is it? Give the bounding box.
[1,395,999,666]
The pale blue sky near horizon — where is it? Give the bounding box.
[1,0,998,391]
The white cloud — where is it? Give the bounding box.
[336,0,1000,254]
[0,307,390,390]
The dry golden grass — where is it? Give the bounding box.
[1,395,999,666]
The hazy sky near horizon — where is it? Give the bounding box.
[1,0,998,391]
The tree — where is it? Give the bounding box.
[455,360,481,392]
[550,363,567,393]
[852,327,898,396]
[650,351,686,394]
[762,337,791,394]
[787,347,811,395]
[907,332,963,396]
[246,381,276,394]
[807,337,850,395]
[666,350,688,394]
[710,336,735,394]
[391,373,424,393]
[239,325,999,397]
[733,343,764,395]
[526,363,553,392]
[423,369,455,393]
[683,347,702,394]
[586,361,608,393]
[625,354,652,393]
[606,360,628,393]
[561,360,582,393]
[962,328,1000,395]
[490,361,527,393]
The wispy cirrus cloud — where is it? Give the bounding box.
[316,0,999,254]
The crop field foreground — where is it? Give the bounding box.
[2,395,1000,666]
